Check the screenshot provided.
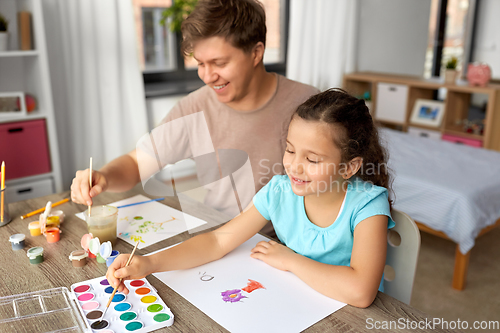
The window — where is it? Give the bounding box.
[424,0,477,78]
[132,0,289,91]
[141,7,176,72]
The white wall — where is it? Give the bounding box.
[356,0,431,76]
[472,0,500,79]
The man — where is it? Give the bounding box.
[71,0,318,235]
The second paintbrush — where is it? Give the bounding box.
[94,241,140,326]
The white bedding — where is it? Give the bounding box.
[380,128,500,254]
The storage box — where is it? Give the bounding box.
[5,178,54,203]
[442,134,483,148]
[375,83,409,123]
[0,287,91,332]
[0,119,51,180]
[408,126,442,141]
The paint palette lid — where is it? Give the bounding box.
[27,246,43,258]
[0,287,91,332]
[99,241,112,259]
[89,237,101,255]
[69,250,88,261]
[9,233,25,243]
[81,233,93,250]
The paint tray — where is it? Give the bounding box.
[71,276,174,332]
[0,287,91,332]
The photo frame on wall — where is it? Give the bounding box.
[0,92,27,118]
[410,99,445,127]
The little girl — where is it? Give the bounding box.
[107,88,395,308]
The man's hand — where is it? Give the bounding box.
[70,169,108,205]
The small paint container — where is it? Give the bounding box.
[88,237,101,259]
[97,241,112,264]
[27,247,44,264]
[45,227,61,243]
[69,250,88,268]
[106,250,119,267]
[28,222,42,236]
[96,254,106,264]
[9,234,26,250]
[46,216,60,228]
[49,210,65,223]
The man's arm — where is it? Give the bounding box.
[70,150,141,205]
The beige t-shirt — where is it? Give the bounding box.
[155,74,318,232]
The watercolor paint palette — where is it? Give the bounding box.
[71,276,174,332]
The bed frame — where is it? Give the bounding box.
[415,219,500,290]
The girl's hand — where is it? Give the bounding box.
[106,254,153,294]
[250,240,296,271]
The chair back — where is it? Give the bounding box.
[384,209,421,304]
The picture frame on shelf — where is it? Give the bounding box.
[0,92,27,118]
[410,99,445,128]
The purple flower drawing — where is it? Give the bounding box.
[221,289,247,303]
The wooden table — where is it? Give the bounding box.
[0,186,455,333]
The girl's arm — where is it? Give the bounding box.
[251,215,388,308]
[107,204,269,293]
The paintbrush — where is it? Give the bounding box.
[96,241,140,325]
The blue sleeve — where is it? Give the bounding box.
[253,176,281,221]
[352,190,395,232]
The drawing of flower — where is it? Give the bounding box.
[221,289,246,303]
[242,279,265,293]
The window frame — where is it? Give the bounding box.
[143,0,290,96]
[430,0,479,78]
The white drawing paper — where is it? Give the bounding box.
[76,194,207,249]
[150,234,346,333]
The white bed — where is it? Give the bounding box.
[380,128,500,289]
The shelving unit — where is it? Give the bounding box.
[0,0,62,202]
[343,72,500,152]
